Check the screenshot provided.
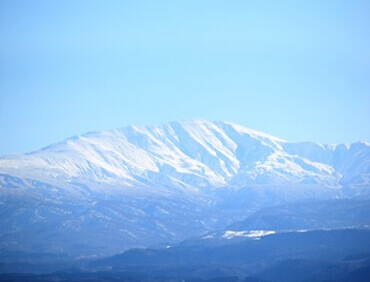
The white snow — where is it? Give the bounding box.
[221,230,276,239]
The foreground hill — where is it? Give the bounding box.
[2,229,369,281]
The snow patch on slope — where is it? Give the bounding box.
[221,230,276,239]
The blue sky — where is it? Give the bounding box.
[0,0,369,154]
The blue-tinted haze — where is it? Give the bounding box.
[0,0,369,154]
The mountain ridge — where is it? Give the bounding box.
[1,119,368,192]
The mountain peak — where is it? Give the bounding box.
[118,119,285,143]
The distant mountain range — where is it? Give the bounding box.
[0,120,369,256]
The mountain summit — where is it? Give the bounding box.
[0,120,369,255]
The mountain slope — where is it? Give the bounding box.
[228,199,370,231]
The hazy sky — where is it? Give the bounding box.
[1,0,369,154]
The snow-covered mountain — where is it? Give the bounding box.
[0,120,369,256]
[1,119,368,192]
